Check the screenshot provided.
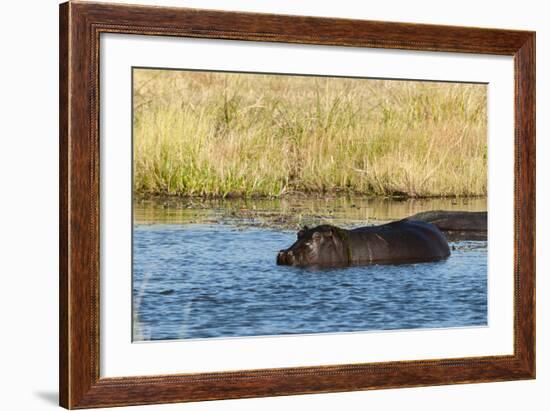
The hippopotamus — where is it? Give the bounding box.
[277,219,450,268]
[408,210,487,241]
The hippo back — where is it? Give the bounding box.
[347,219,450,265]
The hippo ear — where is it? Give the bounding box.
[297,229,305,239]
[303,225,309,231]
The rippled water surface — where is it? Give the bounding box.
[133,197,487,341]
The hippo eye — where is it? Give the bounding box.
[312,232,322,241]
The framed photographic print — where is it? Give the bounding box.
[59,1,535,409]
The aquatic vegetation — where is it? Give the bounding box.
[133,195,487,231]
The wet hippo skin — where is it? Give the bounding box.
[408,210,487,241]
[277,220,450,268]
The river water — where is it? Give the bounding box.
[133,197,487,341]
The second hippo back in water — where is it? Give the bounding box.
[277,219,450,268]
[409,210,487,241]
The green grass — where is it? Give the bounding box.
[133,69,487,198]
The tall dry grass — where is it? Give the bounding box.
[133,69,487,198]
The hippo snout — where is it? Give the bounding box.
[277,250,292,265]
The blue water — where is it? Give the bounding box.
[133,224,487,341]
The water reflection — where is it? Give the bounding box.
[135,196,487,229]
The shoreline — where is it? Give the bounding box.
[134,192,489,202]
[133,193,487,230]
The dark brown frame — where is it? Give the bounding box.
[59,1,535,409]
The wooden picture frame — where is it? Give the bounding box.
[59,1,535,408]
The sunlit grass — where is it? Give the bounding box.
[133,69,487,198]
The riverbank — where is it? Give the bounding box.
[134,70,487,198]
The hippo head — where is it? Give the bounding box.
[277,225,348,267]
